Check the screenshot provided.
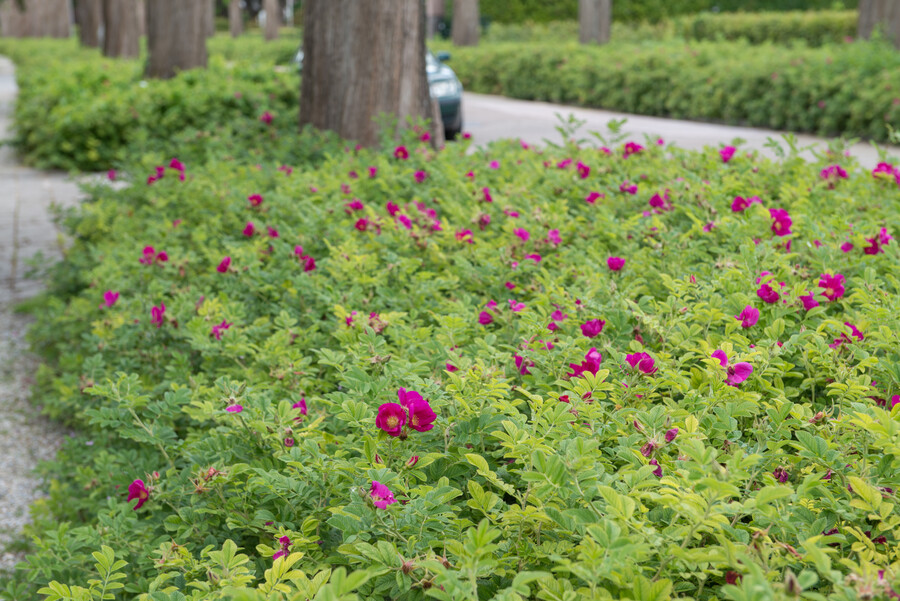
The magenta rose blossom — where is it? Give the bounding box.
[719,146,736,163]
[757,283,780,304]
[248,194,264,207]
[103,290,119,308]
[515,354,534,375]
[407,399,437,432]
[397,387,424,408]
[375,402,406,437]
[226,404,243,413]
[769,208,792,237]
[568,348,603,378]
[150,303,165,328]
[216,257,231,273]
[580,319,605,338]
[127,479,150,510]
[243,222,255,237]
[799,293,820,311]
[370,480,397,509]
[626,352,657,375]
[711,350,753,386]
[818,273,845,302]
[665,427,679,443]
[607,256,625,271]
[393,145,409,160]
[735,305,759,328]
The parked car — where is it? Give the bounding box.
[293,48,463,139]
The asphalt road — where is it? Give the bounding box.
[462,92,900,169]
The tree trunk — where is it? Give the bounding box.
[76,0,103,46]
[426,0,445,38]
[858,0,900,46]
[579,0,611,44]
[300,0,435,148]
[264,0,279,40]
[229,0,243,37]
[146,0,208,79]
[451,0,478,46]
[136,0,145,35]
[1,0,72,37]
[102,0,139,58]
[205,0,216,37]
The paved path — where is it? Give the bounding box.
[0,56,78,573]
[463,92,900,168]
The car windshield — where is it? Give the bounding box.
[425,51,440,73]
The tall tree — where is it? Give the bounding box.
[102,0,140,58]
[300,0,436,147]
[229,0,243,37]
[451,0,478,46]
[264,0,279,40]
[206,0,216,37]
[426,0,445,38]
[0,0,71,37]
[75,0,103,47]
[146,0,208,79]
[579,0,611,45]
[858,0,900,46]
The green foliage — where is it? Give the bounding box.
[471,0,856,24]
[435,37,900,143]
[0,34,307,171]
[675,10,858,46]
[5,99,900,599]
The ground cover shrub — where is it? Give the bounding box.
[9,116,900,600]
[436,38,900,142]
[674,10,858,46]
[0,35,306,172]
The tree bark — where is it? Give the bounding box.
[229,0,243,37]
[426,0,445,38]
[205,0,216,37]
[102,0,139,58]
[136,0,145,35]
[451,0,478,46]
[146,0,208,79]
[300,0,435,148]
[579,0,611,45]
[264,0,279,40]
[1,0,72,37]
[76,0,103,47]
[858,0,900,46]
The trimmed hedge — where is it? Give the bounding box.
[483,11,856,47]
[675,10,858,46]
[438,39,900,142]
[473,0,857,24]
[0,34,308,171]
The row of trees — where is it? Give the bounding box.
[4,0,900,149]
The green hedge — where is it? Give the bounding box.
[439,38,900,142]
[675,10,858,46]
[0,34,307,171]
[484,11,856,46]
[473,0,857,24]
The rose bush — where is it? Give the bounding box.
[4,103,899,601]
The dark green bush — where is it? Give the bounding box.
[0,34,305,171]
[675,10,858,46]
[436,38,900,142]
[471,0,856,24]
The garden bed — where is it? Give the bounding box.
[11,113,900,598]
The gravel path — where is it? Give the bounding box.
[0,56,81,573]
